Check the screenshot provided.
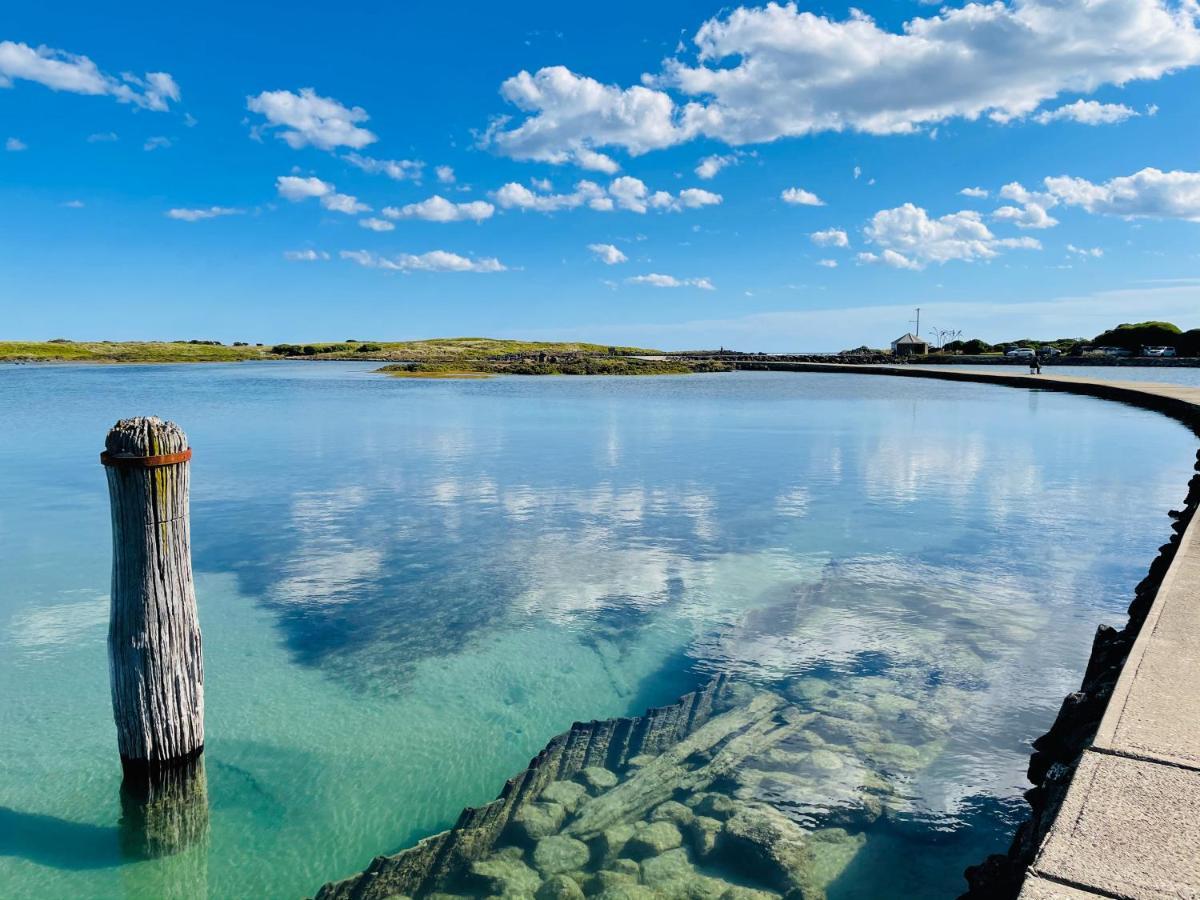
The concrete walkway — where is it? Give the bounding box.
[762,364,1200,900]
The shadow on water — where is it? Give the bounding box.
[0,806,124,870]
[825,794,1026,900]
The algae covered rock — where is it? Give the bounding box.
[623,820,683,860]
[541,780,589,814]
[533,835,591,876]
[536,874,585,900]
[686,815,724,860]
[511,801,569,843]
[649,800,695,828]
[468,846,542,896]
[690,792,736,821]
[576,766,619,795]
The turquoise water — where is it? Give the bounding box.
[0,362,1194,899]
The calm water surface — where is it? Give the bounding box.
[0,362,1194,899]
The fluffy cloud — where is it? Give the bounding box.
[810,228,849,247]
[247,88,376,151]
[1067,243,1104,257]
[1044,167,1200,220]
[283,249,330,261]
[340,249,506,273]
[695,153,737,179]
[486,0,1200,160]
[0,41,179,110]
[166,206,243,221]
[781,187,824,206]
[343,152,423,180]
[492,177,720,214]
[1033,99,1140,125]
[588,243,628,264]
[5,137,25,151]
[436,165,456,184]
[817,259,838,268]
[627,273,715,289]
[275,175,369,214]
[991,181,1060,229]
[860,203,1041,269]
[143,136,171,151]
[960,187,989,198]
[382,195,495,223]
[359,217,395,231]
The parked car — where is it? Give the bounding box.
[1005,348,1035,359]
[1038,345,1062,356]
[1144,346,1177,357]
[1096,346,1133,358]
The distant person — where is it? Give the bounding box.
[1029,352,1041,375]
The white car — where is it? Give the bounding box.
[1005,348,1035,359]
[1144,346,1177,357]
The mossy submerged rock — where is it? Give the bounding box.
[533,835,591,876]
[468,847,542,896]
[541,780,589,814]
[623,820,683,860]
[576,767,619,795]
[511,801,568,843]
[536,874,585,900]
[649,800,695,828]
[686,815,724,860]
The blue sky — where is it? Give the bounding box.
[3,0,1200,350]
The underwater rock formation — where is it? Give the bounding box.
[960,447,1200,899]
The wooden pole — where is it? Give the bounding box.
[103,416,204,770]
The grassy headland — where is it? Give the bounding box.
[0,338,660,364]
[379,357,732,378]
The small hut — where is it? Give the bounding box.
[890,333,929,357]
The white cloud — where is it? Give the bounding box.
[61,199,85,208]
[1067,243,1104,257]
[436,165,456,183]
[491,177,718,214]
[1045,167,1200,221]
[1034,99,1140,125]
[695,153,737,179]
[811,228,849,248]
[492,179,609,212]
[960,187,989,198]
[247,88,376,151]
[166,206,243,221]
[275,175,368,214]
[322,192,370,214]
[573,147,620,173]
[276,175,332,201]
[588,243,628,264]
[283,249,330,261]
[382,195,495,223]
[486,1,1200,159]
[781,187,824,206]
[0,41,179,110]
[340,249,506,273]
[818,259,838,268]
[86,131,117,142]
[5,137,25,151]
[359,217,395,231]
[853,166,862,180]
[344,152,423,180]
[143,135,171,151]
[627,273,715,289]
[678,187,722,208]
[860,202,1041,269]
[993,202,1059,229]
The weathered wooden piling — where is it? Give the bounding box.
[103,416,204,769]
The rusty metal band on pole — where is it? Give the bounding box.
[100,448,193,468]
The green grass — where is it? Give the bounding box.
[0,338,662,364]
[379,357,732,377]
[0,341,269,362]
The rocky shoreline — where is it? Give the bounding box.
[959,443,1200,898]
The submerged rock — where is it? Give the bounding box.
[536,874,585,900]
[622,820,683,860]
[576,767,619,795]
[533,836,591,876]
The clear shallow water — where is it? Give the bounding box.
[0,362,1194,899]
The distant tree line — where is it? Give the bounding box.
[938,321,1200,356]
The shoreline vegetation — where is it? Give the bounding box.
[5,321,1200,370]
